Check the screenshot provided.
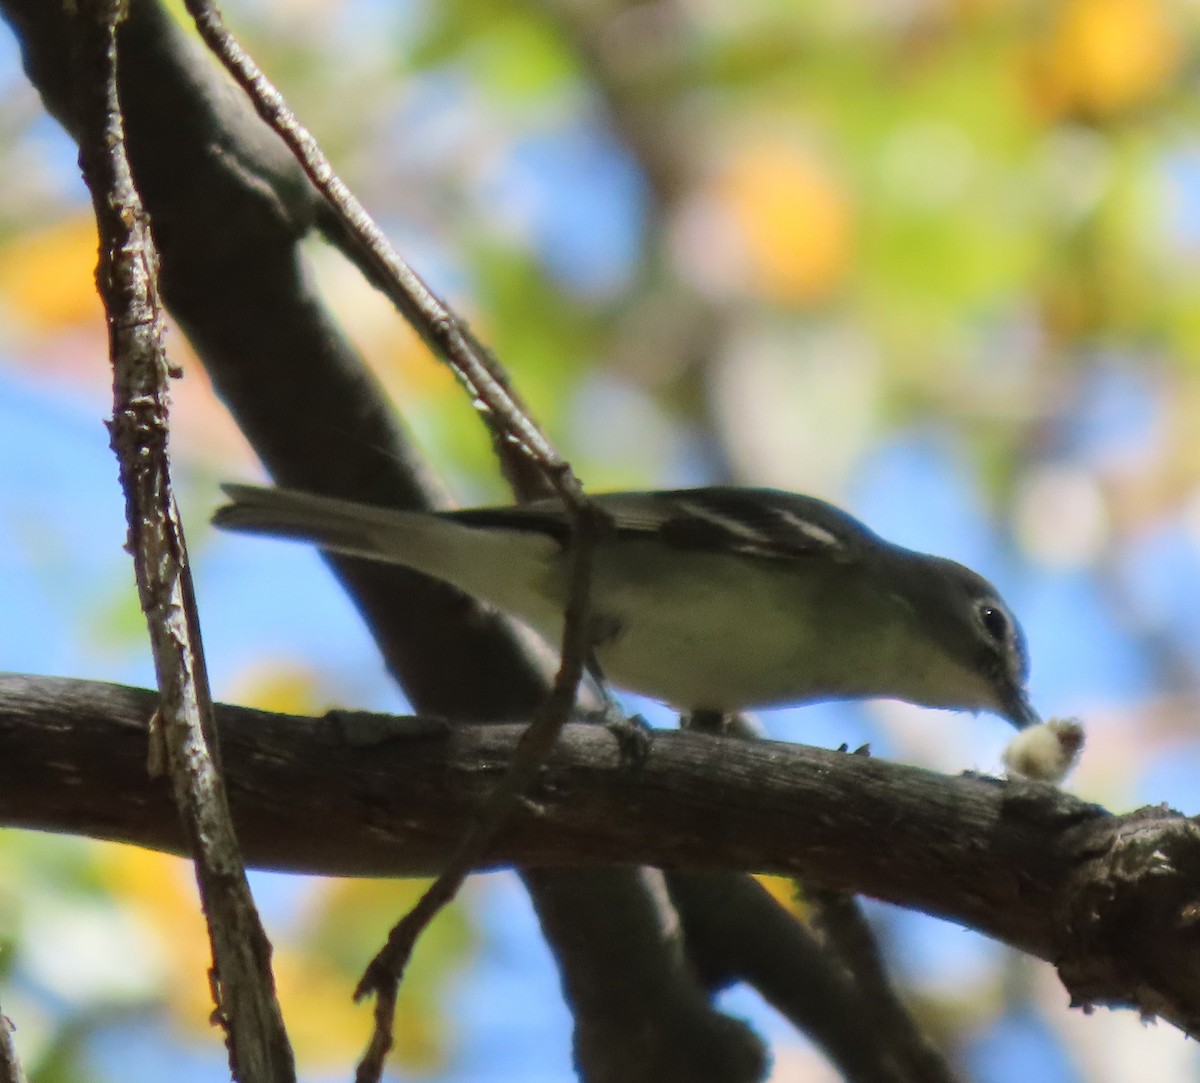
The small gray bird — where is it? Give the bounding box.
[213,484,1039,729]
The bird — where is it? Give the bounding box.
[213,483,1039,730]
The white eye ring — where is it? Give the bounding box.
[977,603,1009,643]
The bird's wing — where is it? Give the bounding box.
[449,488,870,563]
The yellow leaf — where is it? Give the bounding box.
[1027,0,1179,118]
[0,215,103,332]
[280,877,475,1071]
[93,845,214,1023]
[228,661,329,716]
[271,950,377,1068]
[717,143,854,305]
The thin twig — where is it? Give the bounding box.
[806,886,958,1083]
[350,501,603,1071]
[71,4,293,1081]
[180,0,576,499]
[176,5,602,1077]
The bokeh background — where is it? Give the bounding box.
[2,0,1200,1079]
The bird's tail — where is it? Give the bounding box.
[214,484,430,558]
[212,483,560,619]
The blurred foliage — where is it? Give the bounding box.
[2,0,1200,1080]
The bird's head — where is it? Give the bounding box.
[890,552,1039,730]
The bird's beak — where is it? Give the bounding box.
[1004,688,1041,731]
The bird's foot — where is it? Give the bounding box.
[605,712,653,772]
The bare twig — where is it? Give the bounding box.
[806,886,959,1083]
[350,500,604,1081]
[0,1000,25,1083]
[178,0,574,494]
[174,4,602,1073]
[71,4,292,1080]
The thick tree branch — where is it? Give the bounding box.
[524,868,768,1083]
[5,672,1200,1038]
[804,884,956,1083]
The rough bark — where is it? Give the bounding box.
[4,672,1200,1039]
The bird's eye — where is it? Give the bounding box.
[978,603,1009,643]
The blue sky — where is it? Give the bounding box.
[3,6,1200,1081]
